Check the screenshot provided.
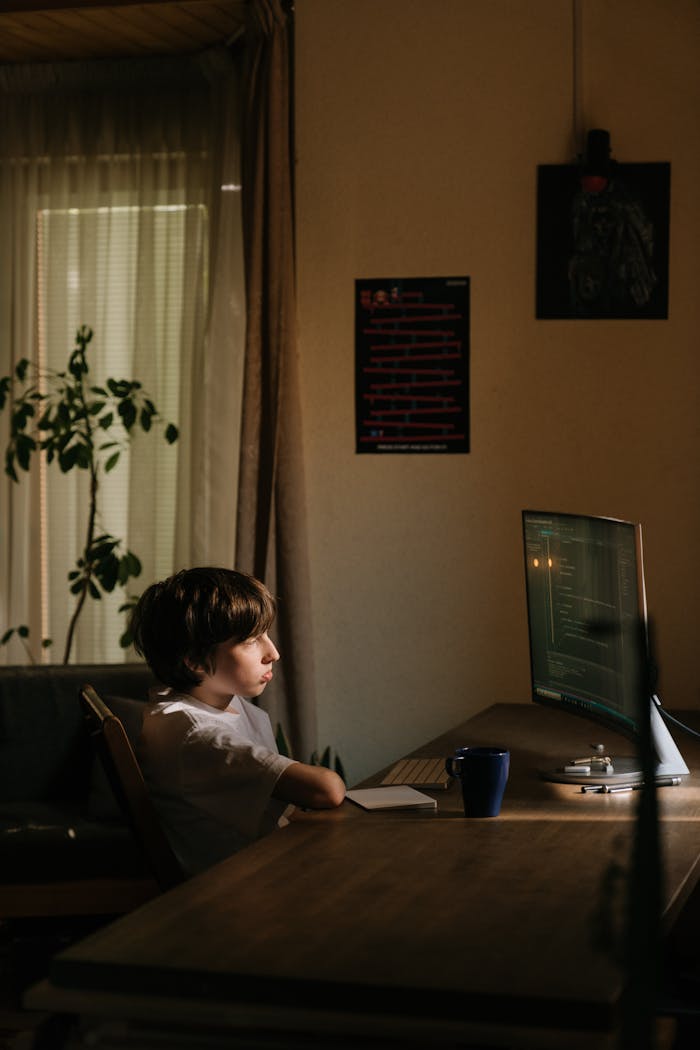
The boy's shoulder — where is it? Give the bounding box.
[145,688,258,726]
[141,691,275,755]
[148,687,210,709]
[145,688,217,725]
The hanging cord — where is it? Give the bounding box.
[653,694,700,741]
[571,0,583,162]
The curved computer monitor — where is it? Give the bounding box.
[522,510,689,786]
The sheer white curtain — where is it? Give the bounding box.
[0,50,245,664]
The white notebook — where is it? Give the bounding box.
[345,786,438,811]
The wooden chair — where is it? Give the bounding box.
[0,687,177,1002]
[79,684,185,893]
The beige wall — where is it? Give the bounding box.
[294,0,700,784]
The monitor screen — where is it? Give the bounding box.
[522,510,645,741]
[522,510,688,785]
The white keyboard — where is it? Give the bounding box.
[380,756,451,791]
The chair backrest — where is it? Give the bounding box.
[80,683,185,893]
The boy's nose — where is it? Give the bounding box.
[264,636,280,663]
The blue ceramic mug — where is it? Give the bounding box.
[445,746,510,818]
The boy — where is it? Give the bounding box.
[129,566,346,875]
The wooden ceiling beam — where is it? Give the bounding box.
[0,0,231,13]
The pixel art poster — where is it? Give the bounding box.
[355,276,470,454]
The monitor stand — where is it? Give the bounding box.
[540,696,690,787]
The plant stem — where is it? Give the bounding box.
[62,464,98,663]
[62,342,99,664]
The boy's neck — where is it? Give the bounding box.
[186,684,234,711]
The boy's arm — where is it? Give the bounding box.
[272,762,346,809]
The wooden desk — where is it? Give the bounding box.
[26,703,700,1048]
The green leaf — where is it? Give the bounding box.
[15,434,36,471]
[139,407,152,431]
[107,378,131,398]
[5,450,18,482]
[88,580,101,600]
[18,625,29,638]
[1,628,15,644]
[58,444,79,472]
[90,386,108,396]
[0,375,11,410]
[117,557,129,586]
[87,538,112,556]
[12,402,34,431]
[90,539,119,559]
[75,443,92,469]
[104,451,120,473]
[70,579,84,595]
[165,423,179,444]
[88,401,106,415]
[124,551,142,577]
[15,359,30,382]
[95,552,120,592]
[118,399,137,430]
[98,412,114,430]
[118,552,142,584]
[41,638,53,649]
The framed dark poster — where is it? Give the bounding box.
[536,162,670,319]
[355,276,470,454]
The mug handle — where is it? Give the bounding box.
[445,756,463,778]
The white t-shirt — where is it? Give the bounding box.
[136,687,296,875]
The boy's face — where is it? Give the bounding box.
[197,631,280,703]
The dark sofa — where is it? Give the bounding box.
[0,663,155,901]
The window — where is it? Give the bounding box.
[0,54,244,665]
[36,200,207,660]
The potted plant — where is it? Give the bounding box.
[0,325,178,663]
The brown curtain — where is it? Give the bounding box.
[236,0,317,762]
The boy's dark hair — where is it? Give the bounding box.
[129,567,276,690]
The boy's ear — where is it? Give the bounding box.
[185,653,213,677]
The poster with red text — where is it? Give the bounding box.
[355,276,470,454]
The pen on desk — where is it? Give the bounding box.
[607,777,682,792]
[581,776,682,795]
